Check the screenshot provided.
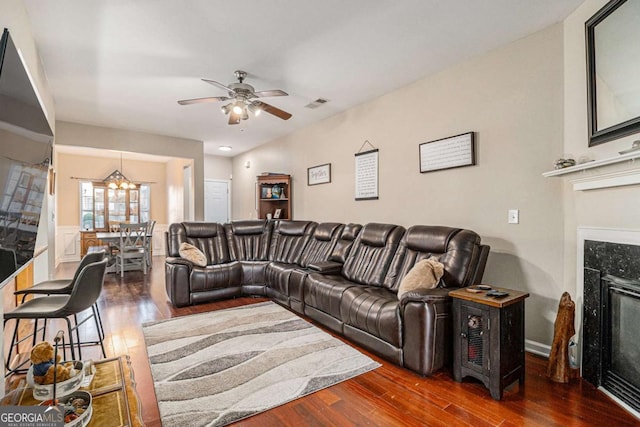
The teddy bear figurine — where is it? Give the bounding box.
[30,341,77,385]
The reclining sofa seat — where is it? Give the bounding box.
[224,220,273,295]
[340,225,489,375]
[266,221,344,311]
[165,222,239,307]
[303,223,406,334]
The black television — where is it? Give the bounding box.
[0,28,53,286]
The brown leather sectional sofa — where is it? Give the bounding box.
[165,220,489,376]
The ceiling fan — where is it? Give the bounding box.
[177,70,292,125]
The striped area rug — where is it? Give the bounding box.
[142,302,380,426]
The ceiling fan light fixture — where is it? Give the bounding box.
[179,71,292,125]
[221,103,232,115]
[232,101,244,115]
[248,102,262,116]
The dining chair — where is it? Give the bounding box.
[107,222,122,257]
[4,258,108,374]
[115,222,148,277]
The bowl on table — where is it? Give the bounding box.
[40,390,92,426]
[27,361,85,401]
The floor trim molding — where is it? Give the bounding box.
[525,339,551,358]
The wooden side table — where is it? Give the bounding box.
[449,286,529,400]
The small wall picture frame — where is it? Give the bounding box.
[308,163,331,186]
[273,208,282,219]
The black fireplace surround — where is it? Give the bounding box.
[583,240,640,413]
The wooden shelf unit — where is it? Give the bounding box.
[257,174,291,220]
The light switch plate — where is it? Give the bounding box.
[508,209,519,224]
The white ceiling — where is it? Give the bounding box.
[23,0,583,157]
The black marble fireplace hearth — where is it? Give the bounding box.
[583,240,640,413]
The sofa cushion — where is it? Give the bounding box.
[360,223,396,247]
[167,222,231,265]
[329,223,362,263]
[342,223,405,286]
[385,225,483,290]
[231,221,269,235]
[304,273,360,319]
[396,258,444,300]
[189,262,242,292]
[299,222,344,268]
[340,286,402,347]
[178,242,207,267]
[268,220,317,264]
[225,220,272,261]
[265,261,297,299]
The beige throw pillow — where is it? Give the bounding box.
[178,242,207,267]
[397,257,444,300]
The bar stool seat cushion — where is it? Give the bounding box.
[14,279,72,296]
[4,296,71,319]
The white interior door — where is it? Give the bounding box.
[204,179,230,223]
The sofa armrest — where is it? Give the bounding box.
[165,257,193,307]
[165,256,196,268]
[307,261,343,274]
[401,287,460,376]
[399,287,458,306]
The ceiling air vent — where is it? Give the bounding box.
[304,98,329,109]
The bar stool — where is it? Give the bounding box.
[14,250,107,344]
[4,259,108,375]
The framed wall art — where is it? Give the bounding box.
[355,148,379,200]
[419,132,475,173]
[307,163,331,186]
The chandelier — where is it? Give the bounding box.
[103,153,136,190]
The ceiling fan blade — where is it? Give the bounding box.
[202,78,235,93]
[228,110,241,125]
[253,89,288,98]
[253,101,292,120]
[177,96,230,105]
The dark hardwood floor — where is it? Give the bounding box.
[5,257,638,426]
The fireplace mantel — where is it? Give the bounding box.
[543,151,640,191]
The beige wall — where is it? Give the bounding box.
[55,152,168,226]
[233,25,566,345]
[54,121,206,220]
[204,155,233,181]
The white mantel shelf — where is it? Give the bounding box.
[542,151,640,191]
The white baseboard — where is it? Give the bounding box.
[525,339,551,357]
